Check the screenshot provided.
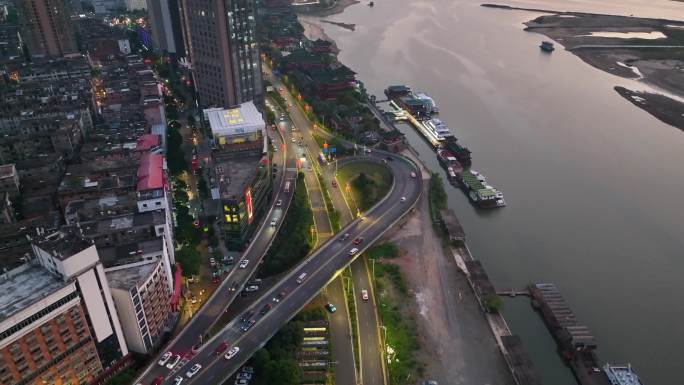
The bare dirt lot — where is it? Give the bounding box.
[381,179,514,385]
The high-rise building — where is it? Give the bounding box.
[16,0,77,57]
[0,230,129,385]
[146,0,185,55]
[180,0,263,107]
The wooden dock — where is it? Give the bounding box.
[496,288,531,297]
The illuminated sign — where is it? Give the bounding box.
[245,187,254,225]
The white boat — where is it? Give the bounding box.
[414,92,439,114]
[422,119,453,142]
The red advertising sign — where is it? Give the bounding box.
[245,187,254,225]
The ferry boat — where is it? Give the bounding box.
[414,92,439,114]
[444,136,472,167]
[423,118,453,142]
[540,41,555,52]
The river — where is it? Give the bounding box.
[299,1,684,384]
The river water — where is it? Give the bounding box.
[300,1,684,384]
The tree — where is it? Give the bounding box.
[483,294,503,313]
[187,115,196,128]
[252,349,270,371]
[263,360,300,385]
[175,247,201,277]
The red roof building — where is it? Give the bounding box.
[137,153,164,191]
[135,134,160,151]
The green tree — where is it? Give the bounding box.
[483,294,504,313]
[263,360,301,385]
[175,247,201,277]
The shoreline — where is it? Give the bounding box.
[296,0,360,17]
[483,3,684,131]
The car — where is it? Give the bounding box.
[173,376,183,385]
[288,102,293,107]
[223,255,234,265]
[158,351,172,366]
[151,376,165,385]
[349,247,359,256]
[276,199,283,206]
[191,343,201,354]
[212,275,220,284]
[185,363,202,378]
[361,289,369,301]
[291,137,296,143]
[325,303,337,313]
[239,310,254,322]
[238,259,249,269]
[165,354,181,369]
[410,172,417,178]
[209,257,216,266]
[331,180,337,187]
[229,281,238,292]
[273,291,286,303]
[260,303,272,314]
[190,295,197,304]
[214,342,228,355]
[270,218,278,226]
[224,346,240,360]
[279,87,284,92]
[273,147,278,152]
[248,278,262,286]
[235,380,248,385]
[400,197,406,202]
[237,373,252,380]
[240,319,256,332]
[340,233,351,241]
[353,237,364,245]
[241,366,255,374]
[386,156,394,162]
[244,285,259,292]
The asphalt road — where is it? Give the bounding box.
[177,151,422,385]
[135,103,299,385]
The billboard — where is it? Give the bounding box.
[245,187,254,225]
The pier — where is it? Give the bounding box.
[496,288,531,297]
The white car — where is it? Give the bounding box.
[238,259,249,269]
[210,257,216,266]
[349,247,359,256]
[157,351,172,366]
[165,354,181,369]
[185,363,202,378]
[224,346,240,360]
[235,379,249,385]
[276,199,283,206]
[361,289,369,301]
[237,373,252,380]
[173,376,183,385]
[270,218,277,226]
[410,172,417,178]
[291,137,296,143]
[400,197,406,202]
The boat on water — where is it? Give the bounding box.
[414,92,438,114]
[437,149,463,173]
[443,136,472,167]
[368,1,374,6]
[456,170,505,208]
[423,118,453,142]
[540,41,555,52]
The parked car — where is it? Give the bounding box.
[157,351,172,366]
[210,257,216,266]
[241,366,254,374]
[325,303,337,313]
[172,377,183,385]
[237,373,252,380]
[151,376,165,385]
[224,346,240,360]
[223,255,234,265]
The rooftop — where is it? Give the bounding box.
[137,153,164,191]
[0,164,16,178]
[214,152,265,200]
[106,262,156,290]
[136,134,160,151]
[205,101,265,139]
[98,238,164,268]
[36,230,94,260]
[0,263,65,321]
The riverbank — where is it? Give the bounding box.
[483,3,684,130]
[297,0,360,17]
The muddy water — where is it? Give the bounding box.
[301,1,684,384]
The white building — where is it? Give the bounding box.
[204,101,266,150]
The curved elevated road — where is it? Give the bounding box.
[169,152,422,385]
[135,105,298,385]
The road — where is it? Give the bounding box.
[271,73,387,385]
[135,102,299,385]
[176,150,421,385]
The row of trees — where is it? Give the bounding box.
[259,173,313,276]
